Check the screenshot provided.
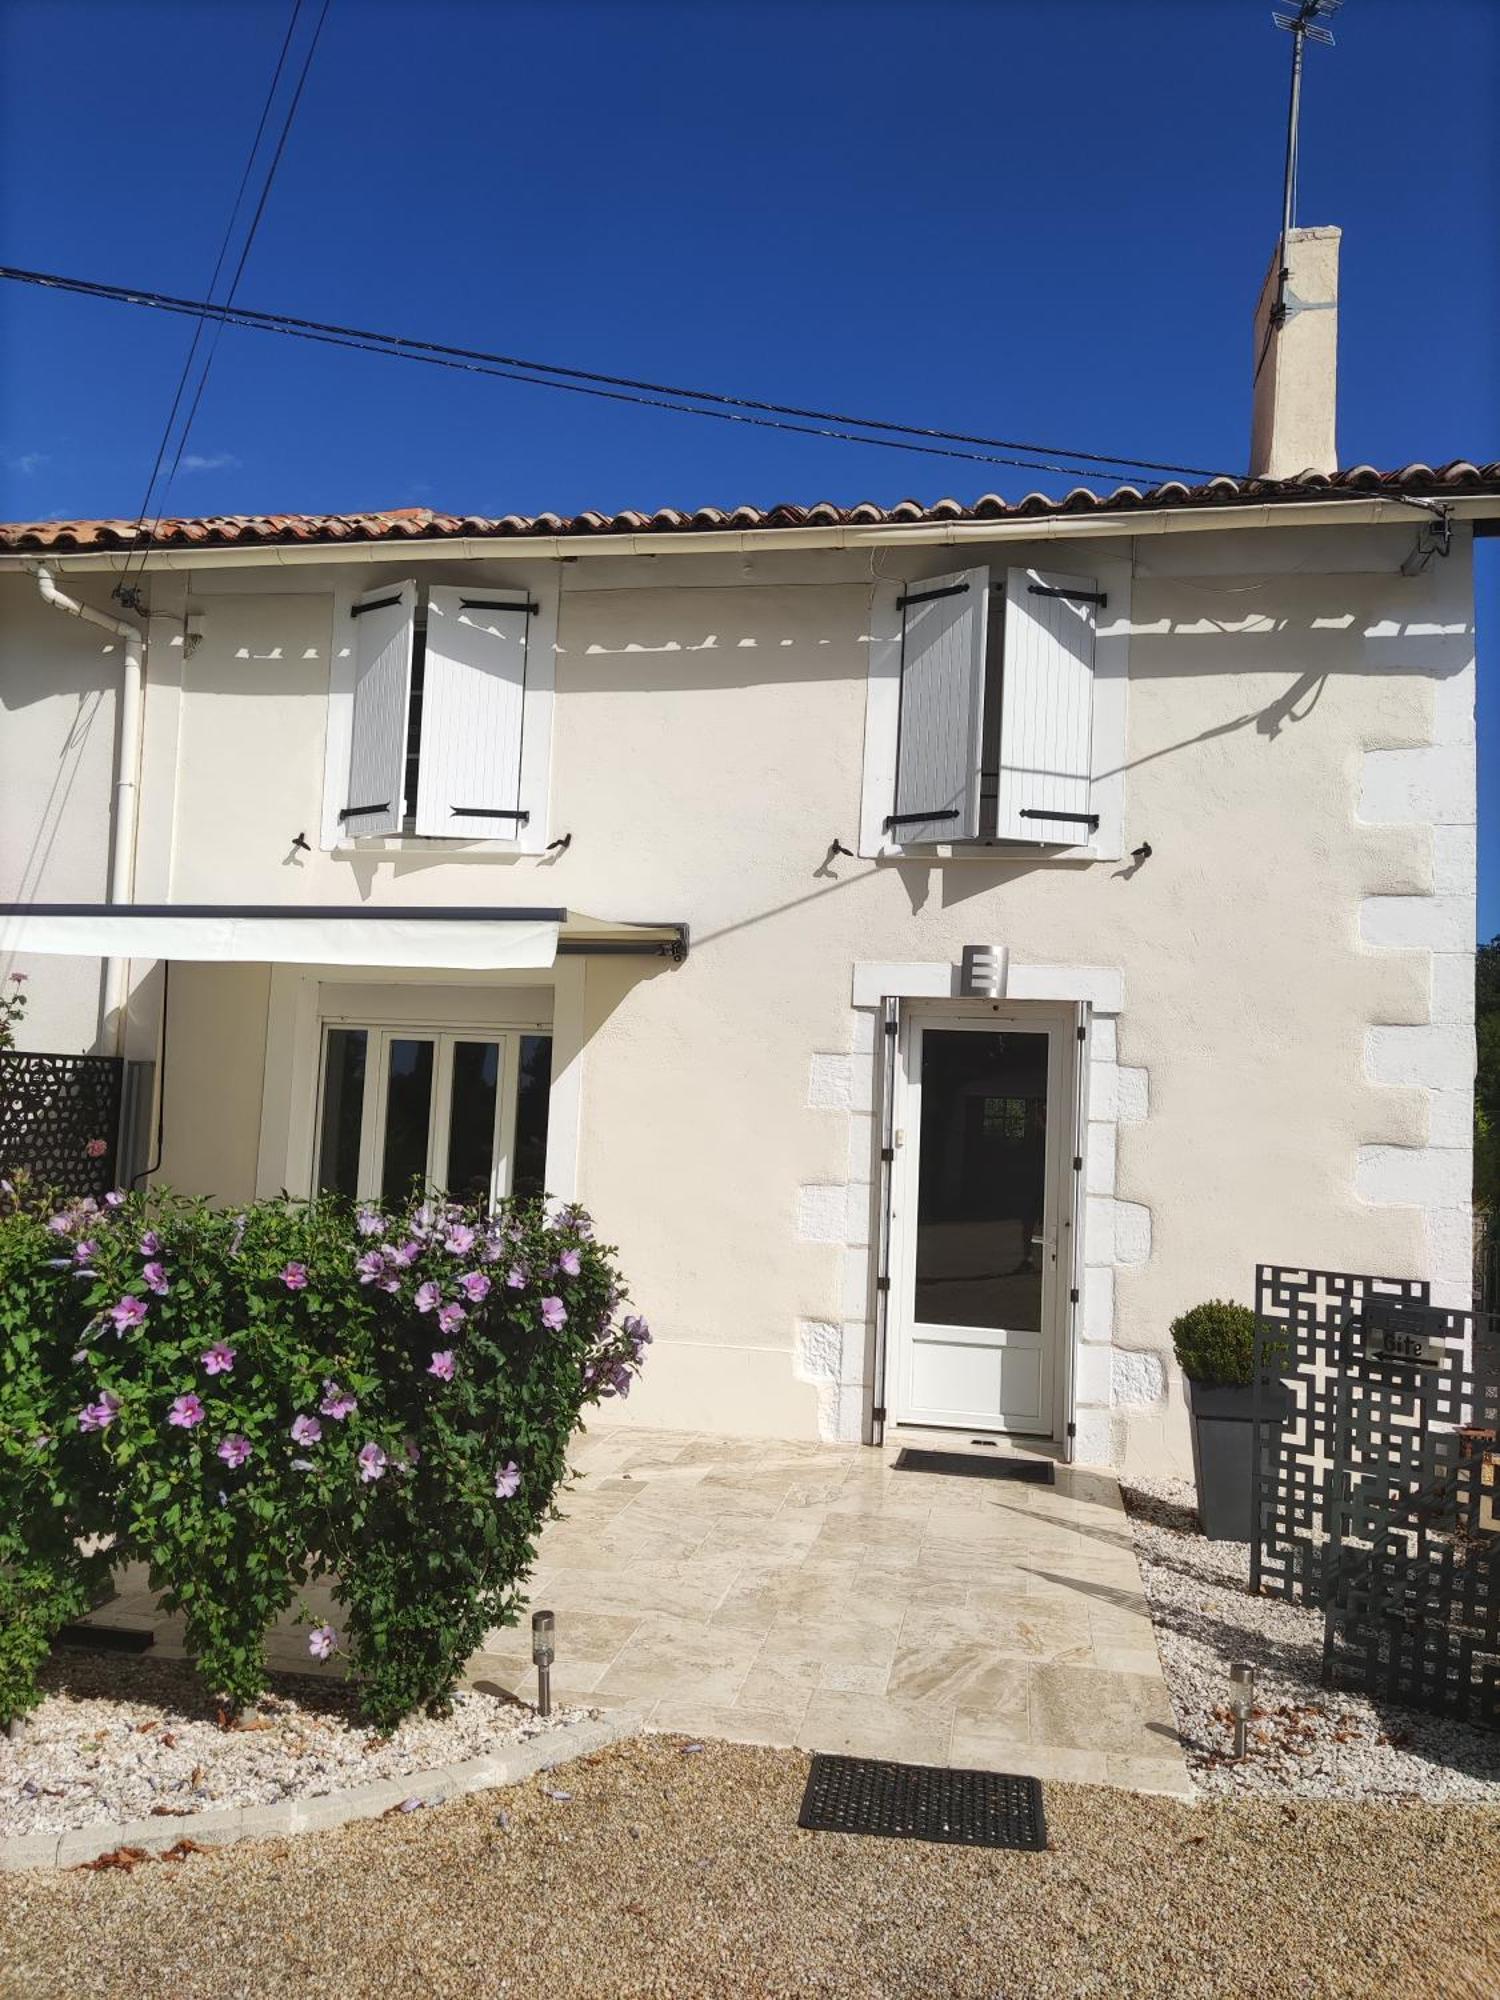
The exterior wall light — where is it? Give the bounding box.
[960,944,1006,999]
[532,1609,556,1717]
[1228,1660,1256,1760]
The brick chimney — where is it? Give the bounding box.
[1249,225,1340,479]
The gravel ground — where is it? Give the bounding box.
[1,1650,591,1836]
[1,1737,1496,2000]
[1123,1477,1500,1804]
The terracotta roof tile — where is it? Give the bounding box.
[2,461,1497,555]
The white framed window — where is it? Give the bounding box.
[858,557,1130,861]
[315,1023,553,1208]
[322,576,557,853]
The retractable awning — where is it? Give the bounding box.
[0,904,688,970]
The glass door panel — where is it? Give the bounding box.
[445,1039,501,1205]
[914,1030,1049,1334]
[379,1037,436,1206]
[512,1034,553,1202]
[316,1027,367,1197]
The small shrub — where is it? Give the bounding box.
[1169,1299,1259,1387]
[0,1183,649,1729]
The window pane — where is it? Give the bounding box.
[381,1037,435,1207]
[511,1034,552,1203]
[446,1040,499,1206]
[914,1030,1048,1333]
[317,1028,367,1197]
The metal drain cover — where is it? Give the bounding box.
[799,1754,1047,1850]
[893,1447,1054,1484]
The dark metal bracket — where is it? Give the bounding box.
[1027,584,1107,607]
[884,808,960,831]
[896,581,970,611]
[459,597,537,615]
[339,801,391,821]
[450,807,530,825]
[351,595,403,618]
[1018,808,1100,832]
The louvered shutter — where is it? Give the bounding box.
[413,586,531,839]
[994,567,1100,843]
[887,567,988,844]
[343,580,416,837]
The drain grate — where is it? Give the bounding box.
[894,1447,1054,1484]
[799,1754,1047,1850]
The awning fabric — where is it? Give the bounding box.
[0,904,688,969]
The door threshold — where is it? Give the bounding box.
[886,1424,1062,1464]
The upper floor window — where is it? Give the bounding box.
[332,578,555,851]
[859,561,1129,860]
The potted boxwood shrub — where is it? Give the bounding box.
[1171,1299,1271,1542]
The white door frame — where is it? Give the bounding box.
[887,1000,1078,1442]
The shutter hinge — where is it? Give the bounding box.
[884,809,960,831]
[1018,809,1101,832]
[1077,1025,1087,1043]
[872,1406,887,1426]
[459,597,538,615]
[339,801,390,821]
[1073,1154,1083,1173]
[876,1275,891,1294]
[880,1146,895,1165]
[1069,1287,1080,1305]
[450,807,531,825]
[896,580,970,611]
[883,1018,898,1038]
[1028,584,1108,607]
[350,594,403,618]
[1066,1420,1077,1439]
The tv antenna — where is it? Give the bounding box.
[1269,0,1341,328]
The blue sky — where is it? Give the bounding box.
[1,0,1495,929]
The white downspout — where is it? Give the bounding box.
[29,563,145,1056]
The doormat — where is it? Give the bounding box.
[799,1753,1047,1851]
[893,1447,1054,1484]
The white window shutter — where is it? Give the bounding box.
[413,586,531,839]
[995,567,1100,843]
[344,580,416,837]
[888,567,988,844]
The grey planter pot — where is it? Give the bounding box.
[1183,1375,1276,1543]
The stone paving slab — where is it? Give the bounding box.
[44,1427,1194,1816]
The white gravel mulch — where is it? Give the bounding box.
[1,1650,591,1838]
[1123,1477,1500,1805]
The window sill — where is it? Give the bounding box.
[334,835,529,857]
[862,839,1113,864]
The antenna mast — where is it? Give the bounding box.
[1270,0,1341,328]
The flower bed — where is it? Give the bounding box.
[0,1184,649,1732]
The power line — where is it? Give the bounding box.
[117,1,306,594]
[0,263,1229,485]
[118,0,331,597]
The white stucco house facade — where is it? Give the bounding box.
[1,232,1491,1475]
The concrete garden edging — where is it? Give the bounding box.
[1,1711,638,1872]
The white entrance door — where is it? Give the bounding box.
[890,1010,1068,1436]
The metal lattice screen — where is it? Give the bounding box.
[1251,1262,1499,1729]
[0,1051,123,1199]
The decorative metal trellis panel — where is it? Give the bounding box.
[0,1051,123,1199]
[1251,1262,1500,1729]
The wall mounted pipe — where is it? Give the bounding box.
[28,563,144,1055]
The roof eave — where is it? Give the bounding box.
[5,491,1497,573]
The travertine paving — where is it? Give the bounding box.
[470,1429,1192,1795]
[80,1429,1190,1796]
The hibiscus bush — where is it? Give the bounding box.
[0,1182,649,1731]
